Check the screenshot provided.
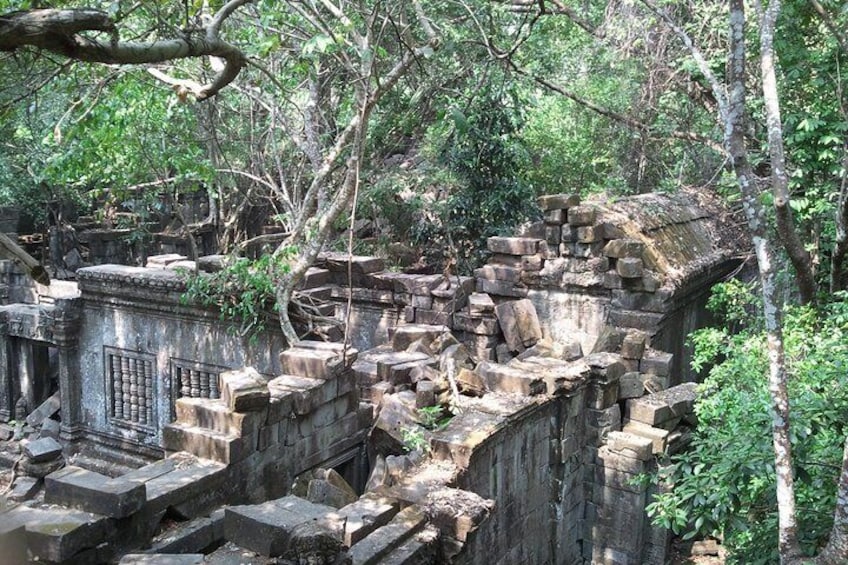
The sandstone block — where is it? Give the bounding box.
[415,309,450,326]
[640,349,673,377]
[347,506,426,564]
[603,239,645,259]
[23,436,62,463]
[603,272,624,289]
[620,331,647,359]
[224,496,340,557]
[567,206,596,226]
[476,361,546,395]
[538,193,580,211]
[468,292,495,315]
[577,225,603,243]
[25,391,61,428]
[487,236,541,256]
[627,382,696,427]
[120,555,205,564]
[618,372,644,399]
[495,298,542,352]
[477,279,528,298]
[219,367,269,412]
[280,348,342,380]
[605,431,653,461]
[546,225,562,246]
[616,257,644,278]
[476,264,521,283]
[623,421,670,454]
[336,493,399,546]
[544,209,565,224]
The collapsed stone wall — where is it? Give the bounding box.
[0,190,736,563]
[317,192,740,384]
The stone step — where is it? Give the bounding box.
[380,525,439,565]
[45,465,146,518]
[142,456,228,518]
[162,423,255,464]
[347,506,427,565]
[224,495,341,557]
[174,397,264,437]
[147,508,225,554]
[335,493,400,546]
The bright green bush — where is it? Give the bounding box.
[181,251,295,339]
[647,284,848,564]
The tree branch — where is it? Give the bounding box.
[0,7,249,99]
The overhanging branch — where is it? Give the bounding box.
[0,5,250,99]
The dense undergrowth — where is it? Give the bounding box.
[647,281,848,564]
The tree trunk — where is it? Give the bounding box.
[830,149,848,292]
[818,437,848,563]
[760,0,818,304]
[727,1,802,560]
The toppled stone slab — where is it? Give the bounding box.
[379,525,439,565]
[45,465,146,518]
[8,476,40,502]
[495,299,542,352]
[25,391,61,427]
[23,436,63,463]
[219,367,269,412]
[371,391,421,457]
[39,417,61,440]
[627,382,697,429]
[2,504,117,562]
[475,361,546,396]
[143,456,228,518]
[224,495,340,557]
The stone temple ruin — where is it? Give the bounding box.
[0,192,741,564]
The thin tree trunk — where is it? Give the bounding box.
[831,147,848,292]
[728,1,802,560]
[760,0,818,304]
[818,437,848,564]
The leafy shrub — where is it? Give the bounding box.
[647,286,848,563]
[180,250,295,338]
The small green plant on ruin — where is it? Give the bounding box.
[180,248,296,340]
[400,425,430,454]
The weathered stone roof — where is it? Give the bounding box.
[591,192,740,286]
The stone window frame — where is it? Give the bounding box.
[103,346,157,433]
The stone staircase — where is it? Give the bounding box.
[162,341,362,466]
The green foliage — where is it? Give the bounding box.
[409,77,538,268]
[648,286,848,563]
[180,251,295,338]
[400,425,430,454]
